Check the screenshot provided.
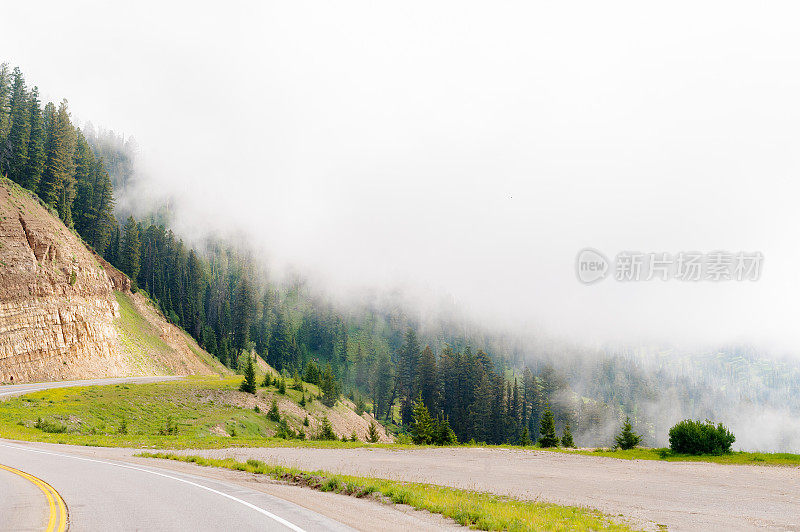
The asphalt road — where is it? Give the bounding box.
[0,377,460,532]
[0,460,46,531]
[0,440,352,531]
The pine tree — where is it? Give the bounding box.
[411,395,434,445]
[39,100,76,222]
[489,373,506,444]
[0,63,11,149]
[367,421,380,443]
[6,68,30,184]
[119,216,141,285]
[239,354,256,394]
[262,373,272,387]
[432,415,457,445]
[267,399,280,421]
[232,276,256,351]
[292,368,304,391]
[72,130,96,237]
[416,345,438,412]
[398,327,421,425]
[614,417,642,450]
[268,310,297,371]
[22,87,45,190]
[90,163,115,253]
[316,416,337,441]
[561,422,575,448]
[469,371,494,443]
[538,408,559,447]
[370,352,393,420]
[106,223,121,265]
[522,366,537,439]
[303,360,320,385]
[319,364,339,407]
[37,102,57,203]
[519,426,532,446]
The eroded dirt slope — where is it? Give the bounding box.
[0,178,222,382]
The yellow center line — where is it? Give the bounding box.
[0,463,68,532]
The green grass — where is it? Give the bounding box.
[139,453,637,532]
[551,447,800,466]
[0,376,405,449]
[0,376,319,448]
[115,291,174,373]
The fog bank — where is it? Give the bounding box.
[3,1,800,353]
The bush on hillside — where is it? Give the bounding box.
[669,419,735,455]
[367,421,380,443]
[267,399,281,421]
[315,416,337,441]
[34,417,66,434]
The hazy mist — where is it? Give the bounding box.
[4,1,800,354]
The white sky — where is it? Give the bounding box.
[4,1,800,352]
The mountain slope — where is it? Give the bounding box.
[0,177,222,383]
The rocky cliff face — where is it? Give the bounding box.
[0,179,220,383]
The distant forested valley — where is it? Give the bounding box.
[2,63,798,449]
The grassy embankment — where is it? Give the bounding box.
[2,376,799,467]
[139,452,637,532]
[115,290,228,375]
[0,376,364,449]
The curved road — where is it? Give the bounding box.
[0,440,352,531]
[0,378,458,532]
[0,377,349,531]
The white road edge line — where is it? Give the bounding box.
[0,442,306,532]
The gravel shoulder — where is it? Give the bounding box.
[169,445,800,531]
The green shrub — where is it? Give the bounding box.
[275,420,296,439]
[34,417,67,434]
[669,419,735,455]
[367,421,380,443]
[158,417,178,435]
[267,399,280,421]
[292,369,304,391]
[314,416,337,440]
